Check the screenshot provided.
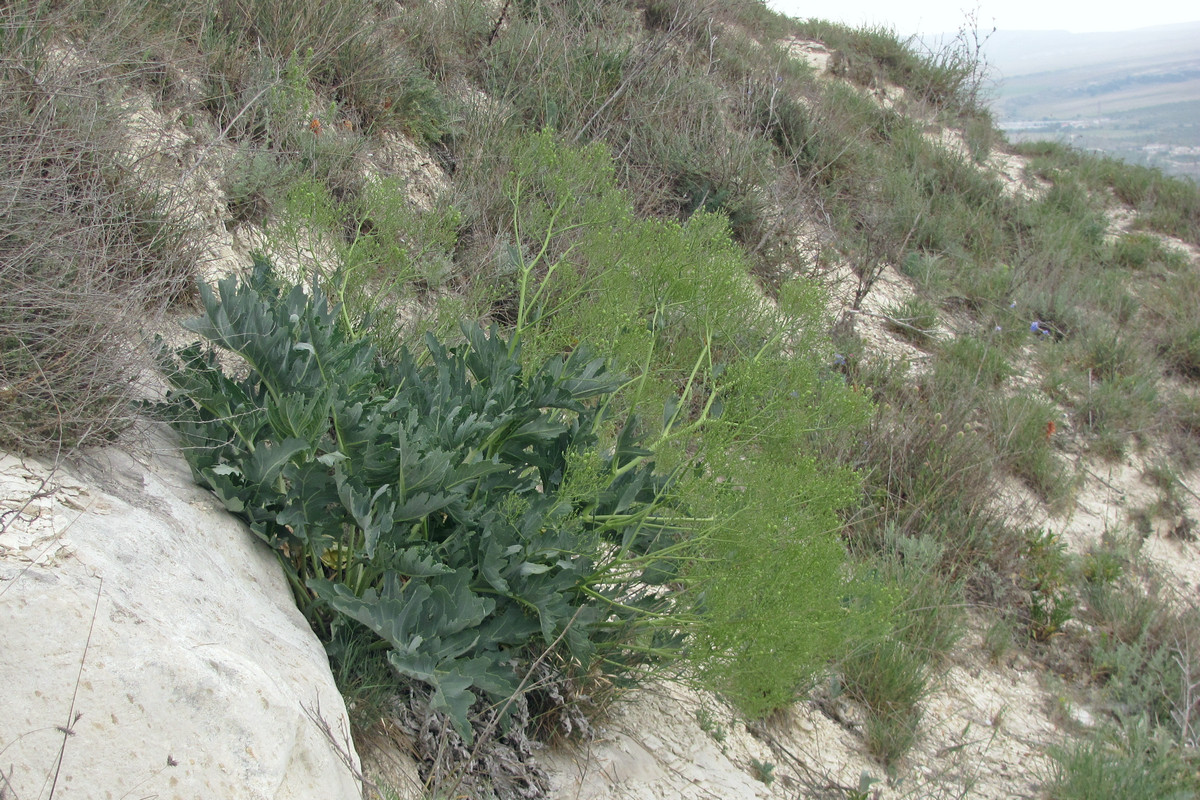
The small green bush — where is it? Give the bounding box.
[1145,268,1200,378]
[955,260,1019,316]
[222,147,300,225]
[898,251,949,293]
[1075,329,1147,382]
[840,638,928,765]
[963,114,996,164]
[485,131,876,718]
[1022,529,1075,641]
[882,296,939,346]
[1081,555,1200,741]
[987,395,1071,505]
[1080,545,1124,588]
[1106,233,1187,272]
[1073,373,1160,459]
[938,334,1013,388]
[885,533,966,659]
[840,373,1020,585]
[983,615,1015,663]
[1046,721,1200,800]
[1166,392,1200,464]
[158,259,698,743]
[834,531,963,765]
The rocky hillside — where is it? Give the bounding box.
[3,1,1200,798]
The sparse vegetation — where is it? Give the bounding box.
[1046,718,1200,800]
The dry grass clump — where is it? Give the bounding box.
[0,3,195,453]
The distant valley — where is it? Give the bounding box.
[980,23,1200,179]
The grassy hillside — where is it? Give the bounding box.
[4,0,1200,797]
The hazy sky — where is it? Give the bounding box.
[764,0,1200,36]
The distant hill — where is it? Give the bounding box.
[980,23,1200,178]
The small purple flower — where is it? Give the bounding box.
[833,353,847,367]
[1031,321,1051,337]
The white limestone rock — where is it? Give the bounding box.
[0,426,362,799]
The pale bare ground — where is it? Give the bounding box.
[823,259,936,371]
[1037,451,1200,598]
[541,630,1066,800]
[781,37,832,73]
[542,683,774,800]
[926,127,1049,202]
[1106,203,1200,261]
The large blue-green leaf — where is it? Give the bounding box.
[243,438,310,487]
[392,491,454,525]
[266,391,330,443]
[200,468,247,515]
[277,461,341,544]
[392,547,454,578]
[336,478,395,558]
